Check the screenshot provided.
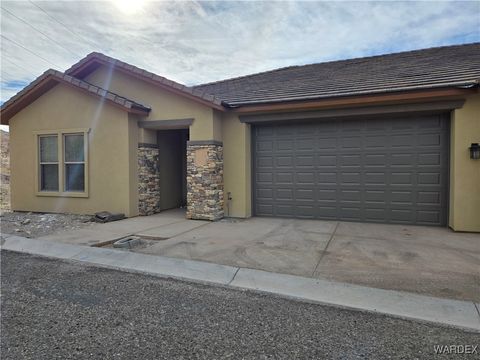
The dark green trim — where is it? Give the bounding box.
[138,118,193,129]
[138,143,159,149]
[187,140,223,146]
[239,100,465,123]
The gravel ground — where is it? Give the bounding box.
[0,212,92,238]
[1,251,478,360]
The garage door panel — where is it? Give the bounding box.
[365,135,388,148]
[256,188,273,199]
[390,172,413,185]
[256,156,274,168]
[391,134,415,148]
[340,172,361,185]
[277,140,294,151]
[317,206,338,218]
[417,172,441,185]
[253,114,448,226]
[340,154,362,166]
[318,138,337,149]
[296,155,314,167]
[276,172,294,184]
[390,190,414,204]
[417,133,441,146]
[276,156,293,167]
[365,208,387,222]
[391,153,415,166]
[417,191,441,205]
[318,155,337,166]
[390,209,414,223]
[365,154,387,166]
[418,153,441,165]
[256,172,273,183]
[318,189,337,200]
[318,172,337,184]
[364,190,386,202]
[339,119,363,132]
[364,172,386,185]
[295,206,316,218]
[340,190,361,201]
[417,210,441,224]
[342,137,362,149]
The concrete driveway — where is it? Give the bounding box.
[37,209,480,301]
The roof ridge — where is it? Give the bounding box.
[49,69,150,109]
[193,42,480,88]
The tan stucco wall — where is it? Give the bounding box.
[221,112,251,218]
[138,128,156,144]
[85,66,221,141]
[9,83,137,216]
[449,93,480,232]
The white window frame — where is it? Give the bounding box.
[34,128,89,198]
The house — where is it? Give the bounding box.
[1,43,479,232]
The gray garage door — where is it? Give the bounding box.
[253,114,449,225]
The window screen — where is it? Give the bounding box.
[39,136,59,191]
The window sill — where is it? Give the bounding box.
[36,191,89,198]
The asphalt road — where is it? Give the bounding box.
[1,251,478,360]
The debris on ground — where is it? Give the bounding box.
[93,211,125,223]
[0,212,93,238]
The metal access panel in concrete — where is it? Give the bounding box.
[252,114,449,225]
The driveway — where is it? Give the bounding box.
[36,209,480,301]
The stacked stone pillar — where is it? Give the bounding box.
[138,143,160,215]
[186,140,224,220]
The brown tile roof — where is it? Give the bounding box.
[65,52,225,109]
[193,43,480,107]
[1,69,151,124]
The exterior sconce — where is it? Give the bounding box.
[469,143,480,160]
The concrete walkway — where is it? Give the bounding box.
[2,235,479,332]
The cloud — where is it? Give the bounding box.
[0,0,479,107]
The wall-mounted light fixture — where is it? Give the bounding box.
[469,143,480,160]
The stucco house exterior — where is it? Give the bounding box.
[1,43,479,232]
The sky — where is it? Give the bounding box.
[1,0,479,131]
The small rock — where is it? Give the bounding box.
[15,228,21,232]
[21,219,31,225]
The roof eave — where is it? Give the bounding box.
[1,71,150,125]
[66,53,226,112]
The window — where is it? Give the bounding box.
[36,129,88,196]
[64,134,85,192]
[39,135,59,191]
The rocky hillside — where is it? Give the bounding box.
[1,130,10,212]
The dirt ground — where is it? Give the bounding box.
[0,212,93,238]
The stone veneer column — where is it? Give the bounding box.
[138,143,160,216]
[186,140,224,221]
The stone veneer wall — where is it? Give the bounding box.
[138,143,160,215]
[186,141,224,220]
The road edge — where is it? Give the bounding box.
[2,235,479,333]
